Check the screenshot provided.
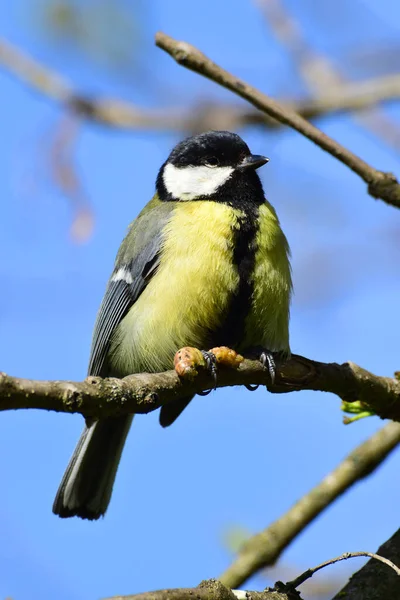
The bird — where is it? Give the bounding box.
[53,130,292,520]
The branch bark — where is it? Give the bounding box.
[155,32,400,210]
[106,579,296,600]
[219,422,400,588]
[1,354,400,421]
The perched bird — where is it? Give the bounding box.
[53,130,292,520]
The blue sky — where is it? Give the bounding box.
[0,1,400,599]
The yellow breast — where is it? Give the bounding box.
[110,201,241,374]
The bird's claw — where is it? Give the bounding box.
[198,346,244,394]
[245,384,259,391]
[260,350,276,385]
[198,351,218,396]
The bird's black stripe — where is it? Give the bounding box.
[211,205,259,349]
[210,170,264,349]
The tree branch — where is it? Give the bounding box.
[1,354,399,421]
[282,551,400,591]
[219,422,400,588]
[255,0,400,151]
[2,38,400,133]
[332,528,400,600]
[289,73,400,120]
[155,32,400,210]
[106,578,296,600]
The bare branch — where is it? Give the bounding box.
[281,551,400,591]
[47,112,94,242]
[255,0,400,151]
[106,578,295,600]
[332,528,400,600]
[1,354,400,421]
[219,422,400,588]
[155,32,400,210]
[2,37,400,133]
[0,37,71,101]
[294,74,400,119]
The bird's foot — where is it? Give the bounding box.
[197,351,217,396]
[174,346,243,396]
[174,347,206,380]
[208,346,244,369]
[244,348,283,391]
[260,350,276,385]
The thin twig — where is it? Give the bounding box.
[1,354,400,421]
[332,528,400,599]
[219,422,400,588]
[280,551,400,592]
[155,31,400,210]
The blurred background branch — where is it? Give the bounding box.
[3,37,400,133]
[254,0,400,151]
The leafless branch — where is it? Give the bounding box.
[255,0,400,150]
[332,528,400,599]
[1,353,400,421]
[105,578,295,600]
[281,551,400,591]
[219,422,400,588]
[2,37,400,132]
[155,32,400,210]
[47,112,94,242]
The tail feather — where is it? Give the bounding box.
[53,415,133,520]
[159,395,194,428]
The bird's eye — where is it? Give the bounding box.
[205,157,219,167]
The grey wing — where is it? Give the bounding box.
[87,280,135,377]
[88,201,174,378]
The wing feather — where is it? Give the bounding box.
[87,198,174,377]
[88,281,133,377]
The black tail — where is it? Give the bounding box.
[53,415,133,520]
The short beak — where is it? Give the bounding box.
[238,154,269,171]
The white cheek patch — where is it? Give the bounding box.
[111,267,133,285]
[163,163,234,200]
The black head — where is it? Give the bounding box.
[156,130,268,206]
[167,130,263,168]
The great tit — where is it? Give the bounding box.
[53,130,292,520]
